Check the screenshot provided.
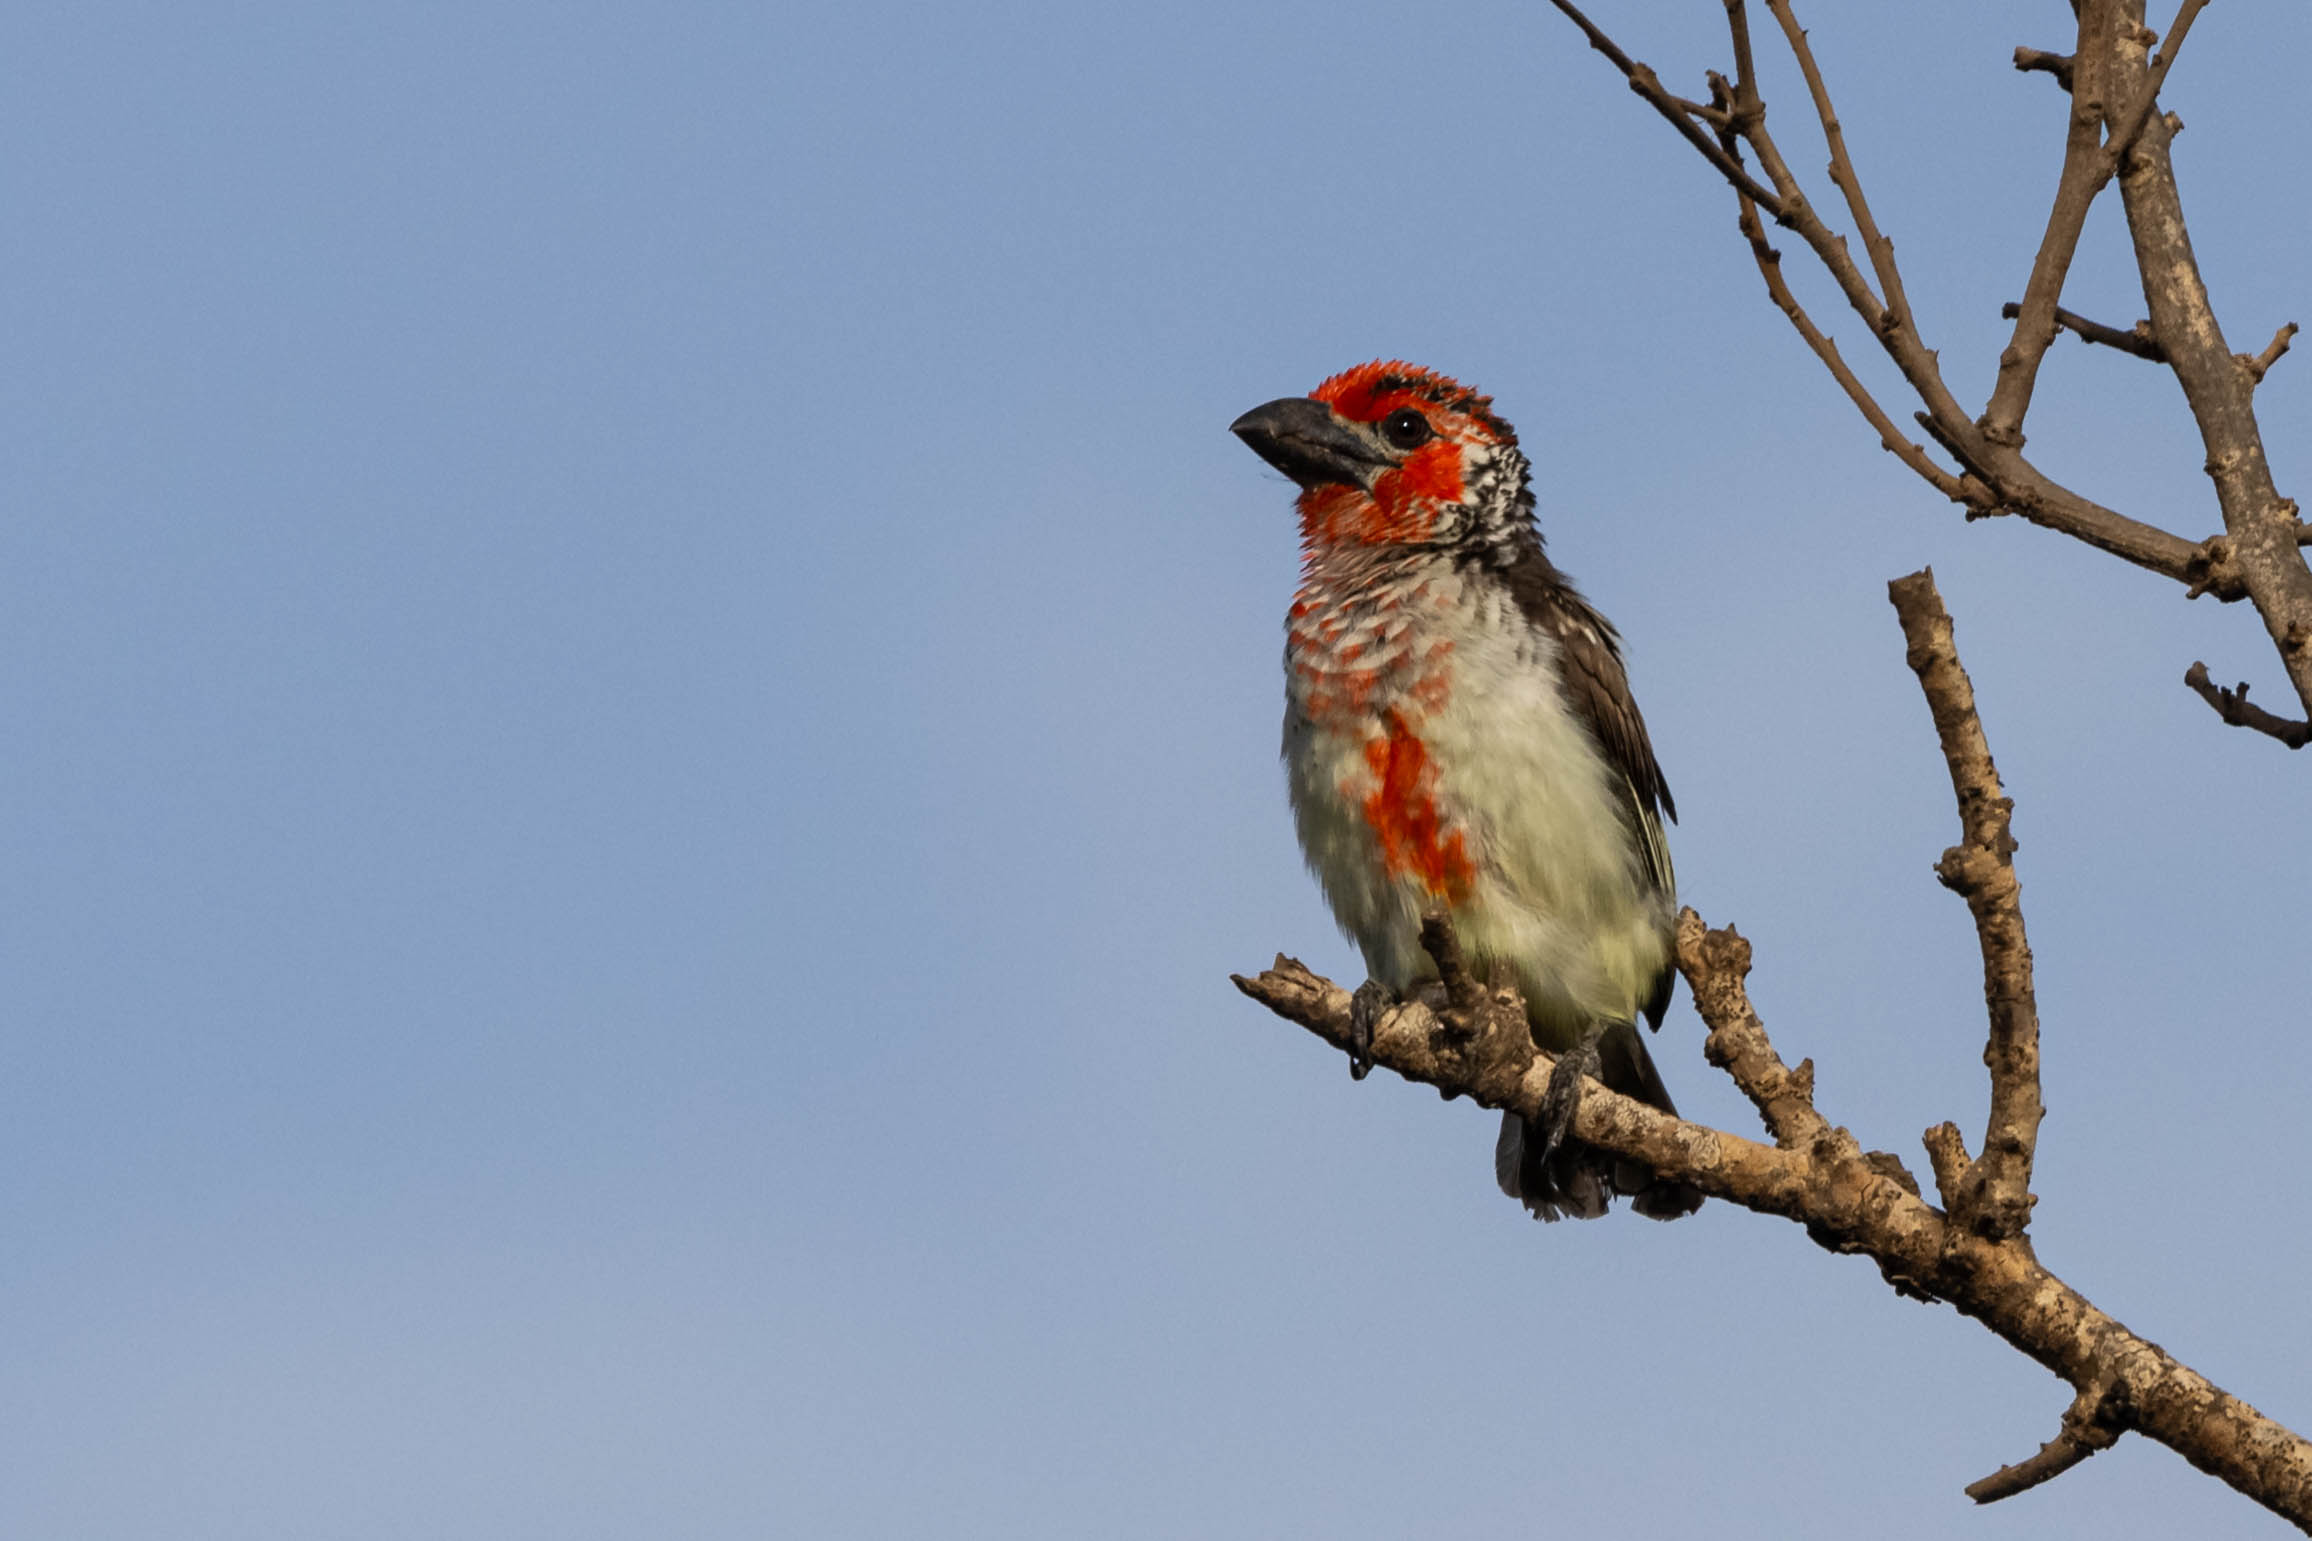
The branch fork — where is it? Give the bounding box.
[2183,662,2312,748]
[1965,1377,2129,1505]
[1548,0,2312,742]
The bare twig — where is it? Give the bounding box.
[1709,84,1977,501]
[1966,1379,2127,1504]
[2240,322,2300,386]
[1889,570,2041,1241]
[1922,1121,1970,1210]
[1723,0,1759,103]
[2106,0,2208,167]
[1549,1,2302,708]
[1765,0,1914,335]
[1716,7,1896,334]
[1981,0,2119,449]
[1665,91,1731,128]
[1544,0,1786,212]
[2013,47,2076,91]
[2000,300,2165,363]
[1556,4,2215,588]
[1681,913,1829,1151]
[2183,662,2312,748]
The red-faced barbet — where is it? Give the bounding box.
[1232,361,1700,1221]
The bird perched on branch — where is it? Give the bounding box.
[1232,361,1699,1221]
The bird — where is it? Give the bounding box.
[1231,360,1699,1221]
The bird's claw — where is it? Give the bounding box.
[1533,1022,1607,1168]
[1347,979,1395,1080]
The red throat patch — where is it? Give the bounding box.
[1360,711,1473,898]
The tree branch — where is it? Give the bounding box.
[2101,0,2312,719]
[1681,912,1830,1151]
[1544,0,1786,212]
[1764,0,1915,336]
[1234,919,2312,1524]
[1706,78,1979,503]
[1984,0,2122,449]
[1965,1378,2127,1504]
[2000,299,2165,363]
[2013,47,2076,92]
[1552,3,2220,592]
[1889,570,2041,1241]
[1231,574,2312,1524]
[2240,321,2299,386]
[2183,661,2312,748]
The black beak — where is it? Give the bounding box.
[1230,396,1387,490]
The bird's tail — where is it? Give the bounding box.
[1494,1019,1702,1222]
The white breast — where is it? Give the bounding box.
[1282,557,1671,1048]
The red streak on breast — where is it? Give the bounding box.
[1360,712,1473,898]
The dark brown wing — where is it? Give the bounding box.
[1500,548,1674,822]
[1497,544,1680,1026]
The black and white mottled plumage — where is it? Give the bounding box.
[1233,361,1699,1221]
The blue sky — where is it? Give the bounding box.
[7,3,2309,1536]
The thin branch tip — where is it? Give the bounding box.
[1967,1382,2127,1504]
[2241,321,2299,386]
[1543,0,1785,212]
[2012,47,2075,90]
[2183,662,2312,748]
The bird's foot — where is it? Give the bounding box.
[1533,1021,1608,1168]
[1347,979,1398,1080]
[1405,974,1461,1035]
[1411,979,1468,1041]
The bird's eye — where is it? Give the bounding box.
[1380,408,1433,450]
